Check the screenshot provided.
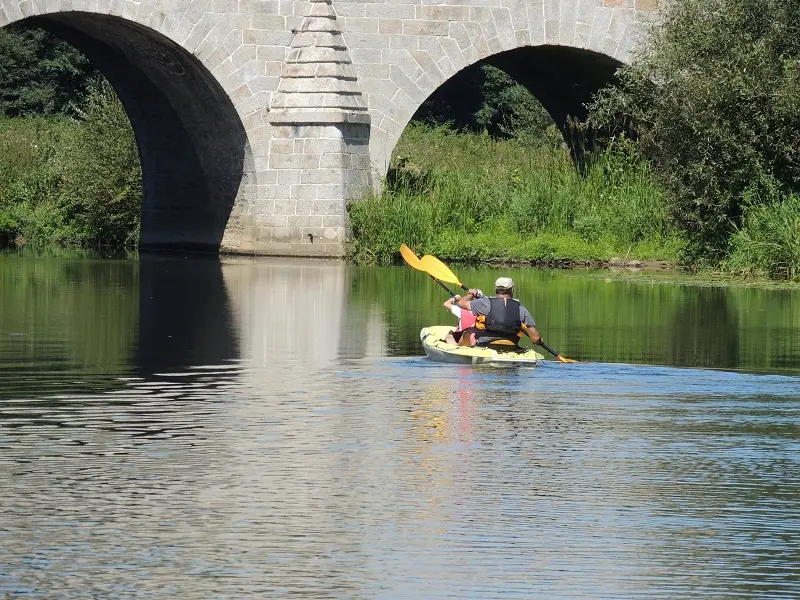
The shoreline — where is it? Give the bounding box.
[447,256,677,272]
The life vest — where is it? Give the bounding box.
[475,298,524,343]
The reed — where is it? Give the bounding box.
[348,124,685,265]
[725,195,800,280]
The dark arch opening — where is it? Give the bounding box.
[486,45,622,134]
[410,44,622,154]
[17,11,252,251]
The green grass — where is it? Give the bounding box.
[724,194,800,281]
[348,123,686,265]
[0,84,141,250]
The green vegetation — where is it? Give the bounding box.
[0,83,141,249]
[0,26,140,251]
[414,64,557,142]
[0,25,99,117]
[588,0,800,277]
[348,123,684,265]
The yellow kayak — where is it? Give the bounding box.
[420,326,545,366]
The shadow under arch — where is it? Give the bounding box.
[486,45,623,136]
[405,44,623,160]
[17,12,253,251]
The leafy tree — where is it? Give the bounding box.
[0,25,99,117]
[413,64,555,141]
[588,0,800,260]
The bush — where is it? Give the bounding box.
[347,125,684,264]
[0,83,141,249]
[725,195,800,280]
[59,83,142,248]
[588,0,800,261]
[413,65,556,141]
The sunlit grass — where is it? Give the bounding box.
[348,123,685,265]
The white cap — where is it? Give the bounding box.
[495,277,514,289]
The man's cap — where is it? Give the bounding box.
[495,277,514,289]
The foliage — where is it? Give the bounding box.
[588,0,800,261]
[0,84,142,249]
[414,65,557,142]
[61,83,142,247]
[348,124,683,265]
[0,25,99,117]
[725,194,800,280]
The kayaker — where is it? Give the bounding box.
[456,277,542,347]
[443,292,481,345]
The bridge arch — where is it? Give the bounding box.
[0,3,262,251]
[360,0,644,172]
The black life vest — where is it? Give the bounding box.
[476,297,523,343]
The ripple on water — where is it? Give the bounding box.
[1,357,797,599]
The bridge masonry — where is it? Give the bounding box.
[0,0,660,257]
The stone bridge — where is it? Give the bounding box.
[0,0,659,256]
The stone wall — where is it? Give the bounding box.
[0,0,660,257]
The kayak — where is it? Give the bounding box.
[420,326,545,366]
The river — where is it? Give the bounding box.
[1,253,798,599]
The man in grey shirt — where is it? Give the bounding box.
[456,277,542,347]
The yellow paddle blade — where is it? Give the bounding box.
[558,356,578,363]
[420,255,463,286]
[399,244,425,271]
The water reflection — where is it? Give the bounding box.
[136,252,239,374]
[0,254,798,599]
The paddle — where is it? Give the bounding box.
[419,255,469,292]
[418,253,578,363]
[400,244,459,297]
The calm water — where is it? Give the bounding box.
[1,254,798,599]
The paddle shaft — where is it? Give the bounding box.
[431,277,458,297]
[538,341,565,361]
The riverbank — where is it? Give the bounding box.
[348,124,800,282]
[348,124,686,267]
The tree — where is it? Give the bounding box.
[0,25,99,117]
[588,0,800,260]
[413,64,554,141]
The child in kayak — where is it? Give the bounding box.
[443,291,482,345]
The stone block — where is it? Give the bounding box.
[290,184,319,199]
[250,14,285,30]
[255,214,289,228]
[608,7,634,41]
[294,200,313,215]
[322,214,345,228]
[591,7,614,47]
[288,215,324,227]
[311,200,345,215]
[239,0,280,15]
[320,153,347,168]
[343,17,379,33]
[416,5,470,21]
[365,3,415,20]
[273,199,297,215]
[300,168,343,185]
[277,169,303,184]
[527,0,546,44]
[379,19,403,34]
[402,19,449,37]
[316,184,347,199]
